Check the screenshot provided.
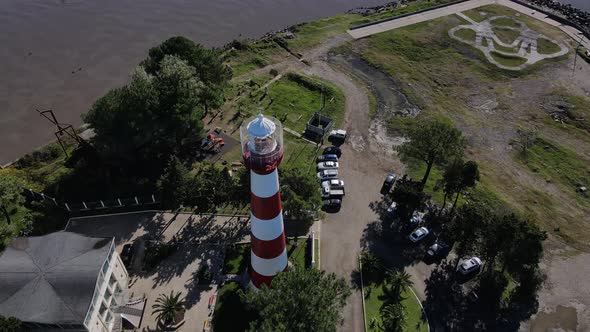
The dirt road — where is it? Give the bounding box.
[290,37,409,332]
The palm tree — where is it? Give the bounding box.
[382,271,413,306]
[379,303,405,332]
[360,251,382,283]
[152,291,187,326]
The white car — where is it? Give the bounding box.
[317,161,339,170]
[317,169,339,181]
[410,212,422,225]
[329,129,347,142]
[408,227,429,243]
[457,257,482,275]
[322,179,344,188]
[387,202,397,215]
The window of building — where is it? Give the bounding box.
[99,302,108,318]
[84,303,94,327]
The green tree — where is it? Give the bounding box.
[452,161,480,211]
[186,164,234,213]
[382,271,413,306]
[497,214,546,276]
[157,157,190,209]
[152,291,186,326]
[360,251,383,284]
[84,56,204,175]
[379,304,405,332]
[141,36,232,116]
[438,159,464,213]
[0,173,24,225]
[398,119,465,185]
[280,169,321,225]
[0,315,22,332]
[449,202,490,258]
[390,175,427,224]
[242,267,351,332]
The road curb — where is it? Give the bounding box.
[408,286,431,332]
[359,254,368,332]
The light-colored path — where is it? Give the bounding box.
[348,0,590,52]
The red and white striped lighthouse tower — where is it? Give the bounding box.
[240,114,287,289]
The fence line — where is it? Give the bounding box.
[23,187,159,214]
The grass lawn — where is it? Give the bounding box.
[223,243,250,274]
[287,14,363,52]
[286,237,308,268]
[267,73,345,133]
[365,283,428,332]
[493,40,519,53]
[537,38,562,54]
[211,282,255,332]
[490,51,528,67]
[491,17,521,28]
[454,28,476,42]
[491,26,521,45]
[517,138,590,195]
[548,89,590,133]
[222,237,312,275]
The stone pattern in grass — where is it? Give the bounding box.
[365,283,428,332]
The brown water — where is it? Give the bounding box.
[0,0,386,165]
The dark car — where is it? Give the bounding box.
[322,198,342,208]
[426,242,449,258]
[323,146,342,158]
[317,154,338,162]
[380,172,397,195]
[121,243,134,268]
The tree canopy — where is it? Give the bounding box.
[438,159,480,212]
[390,175,427,224]
[84,56,205,174]
[280,168,321,226]
[84,37,231,175]
[450,202,546,278]
[398,119,465,185]
[0,173,24,225]
[242,267,351,332]
[141,36,232,115]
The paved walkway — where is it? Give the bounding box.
[348,0,590,52]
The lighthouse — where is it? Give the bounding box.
[240,114,288,289]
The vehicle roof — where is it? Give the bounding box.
[413,227,428,235]
[321,169,338,175]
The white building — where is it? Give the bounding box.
[0,232,143,331]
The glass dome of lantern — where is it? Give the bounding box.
[240,114,284,173]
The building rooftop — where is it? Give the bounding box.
[0,232,113,325]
